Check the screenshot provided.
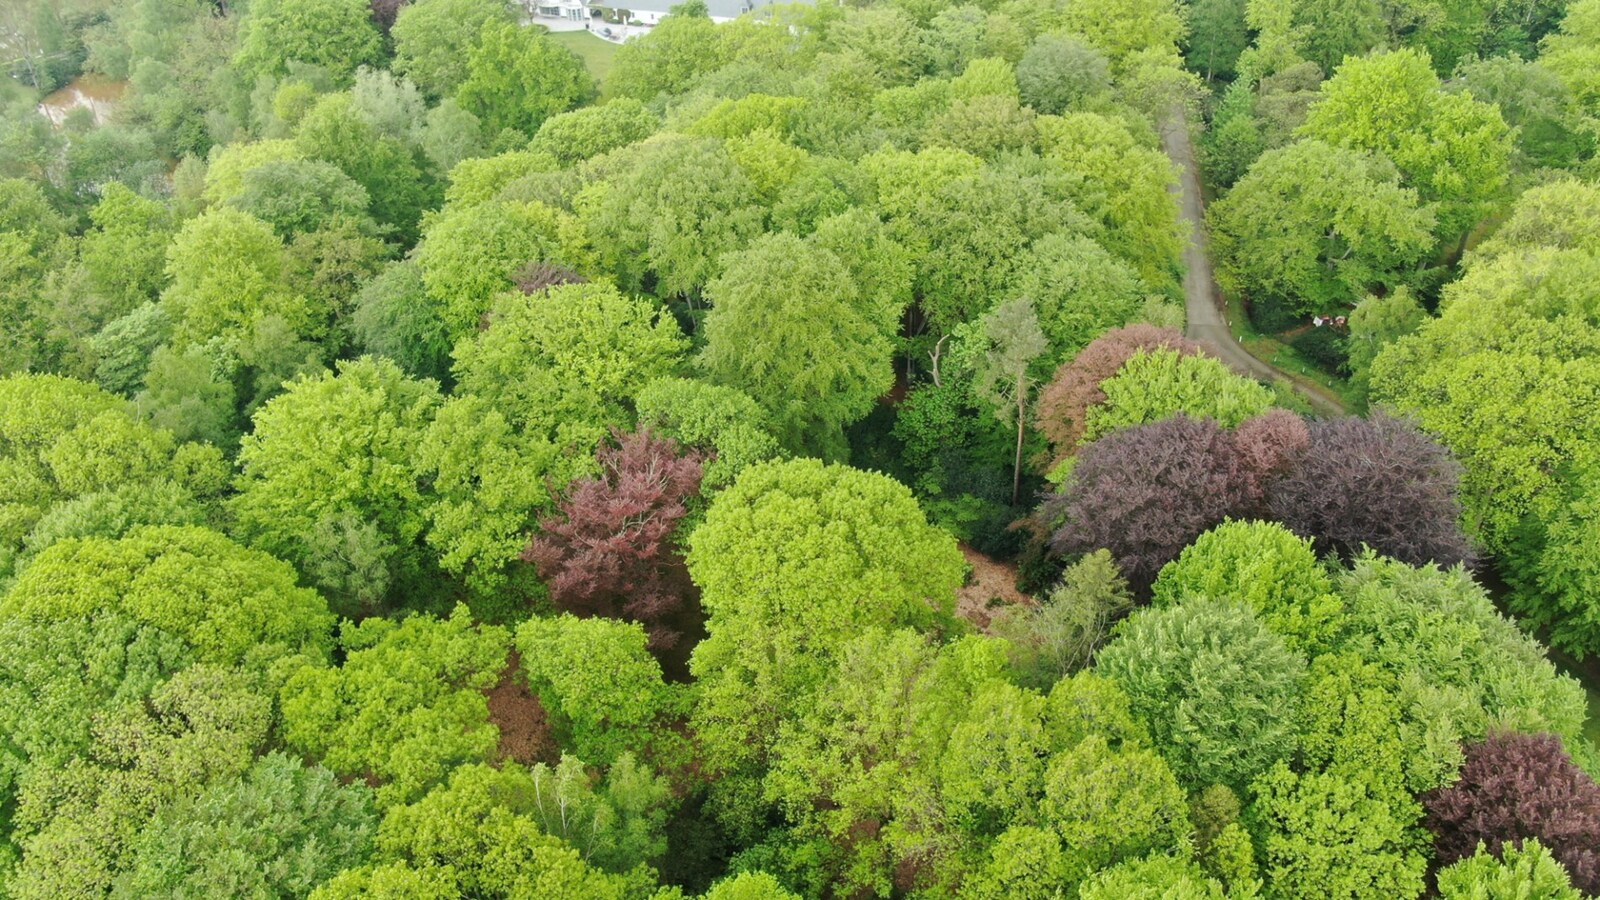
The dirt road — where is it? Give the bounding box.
[1159,109,1346,418]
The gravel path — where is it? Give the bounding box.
[1159,108,1347,418]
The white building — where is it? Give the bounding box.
[532,0,591,21]
[532,0,812,27]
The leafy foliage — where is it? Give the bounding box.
[1424,732,1600,894]
[525,429,704,650]
[281,607,509,807]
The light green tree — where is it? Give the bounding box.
[634,377,782,491]
[1300,48,1513,245]
[234,0,382,85]
[1036,113,1182,287]
[280,607,509,807]
[1083,348,1274,442]
[530,100,661,166]
[687,459,966,840]
[1211,139,1435,314]
[161,207,317,349]
[1436,839,1580,899]
[391,0,516,99]
[455,21,596,140]
[412,199,593,341]
[516,615,678,765]
[699,233,891,458]
[1152,519,1344,654]
[992,549,1135,690]
[451,281,685,438]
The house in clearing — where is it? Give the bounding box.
[533,0,812,26]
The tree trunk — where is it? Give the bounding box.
[1011,380,1026,506]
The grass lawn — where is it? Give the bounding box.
[1220,290,1362,411]
[548,31,620,88]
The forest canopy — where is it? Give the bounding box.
[1,0,1598,896]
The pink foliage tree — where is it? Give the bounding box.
[1035,324,1209,466]
[523,428,704,650]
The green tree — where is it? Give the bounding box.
[1187,0,1250,80]
[224,158,375,239]
[1078,853,1230,899]
[1152,519,1344,654]
[1435,839,1581,899]
[117,753,377,898]
[1017,33,1112,113]
[578,135,764,301]
[295,94,440,246]
[609,0,727,100]
[517,615,678,765]
[78,183,176,322]
[1300,48,1514,245]
[0,373,224,573]
[993,549,1134,690]
[455,21,596,140]
[1291,0,1383,73]
[349,260,452,381]
[1008,232,1147,366]
[687,459,966,838]
[234,0,382,85]
[1211,139,1435,314]
[392,0,516,99]
[1097,597,1305,791]
[1346,288,1427,404]
[280,607,509,807]
[971,297,1049,505]
[699,233,891,458]
[231,357,441,615]
[452,281,684,434]
[1542,0,1600,141]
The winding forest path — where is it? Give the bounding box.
[1159,108,1347,418]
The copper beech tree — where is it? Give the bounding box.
[522,428,705,650]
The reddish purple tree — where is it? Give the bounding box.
[522,428,704,651]
[1035,324,1209,467]
[1233,408,1310,508]
[1424,731,1600,893]
[1043,414,1254,594]
[369,0,405,32]
[514,262,588,295]
[1265,414,1473,567]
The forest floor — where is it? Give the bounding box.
[1159,108,1349,418]
[956,543,1034,631]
